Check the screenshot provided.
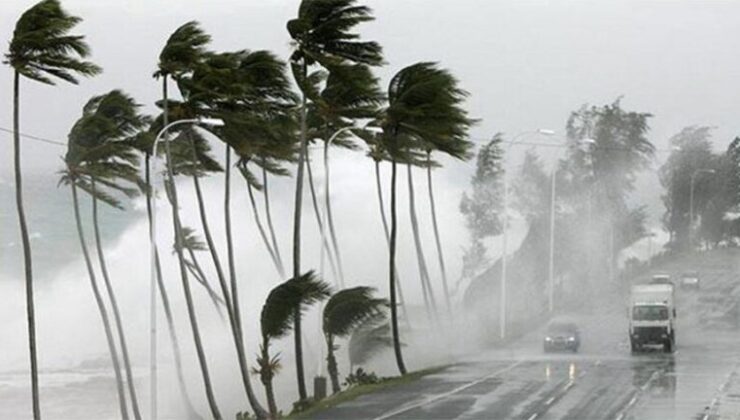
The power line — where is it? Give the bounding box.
[0,127,66,147]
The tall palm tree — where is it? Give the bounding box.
[129,130,202,419]
[5,2,100,416]
[322,287,386,393]
[155,21,223,419]
[174,226,227,315]
[378,62,474,374]
[366,142,410,325]
[287,0,382,399]
[257,271,331,418]
[79,91,149,420]
[61,90,148,420]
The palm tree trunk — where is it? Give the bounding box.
[292,60,309,400]
[13,70,40,420]
[374,160,410,327]
[262,164,284,276]
[305,154,340,284]
[71,183,129,420]
[259,338,278,419]
[426,152,452,318]
[91,180,142,420]
[246,176,283,278]
[325,337,341,394]
[389,159,407,375]
[407,162,438,321]
[322,141,345,287]
[185,248,226,314]
[163,76,223,420]
[225,147,269,419]
[144,154,201,419]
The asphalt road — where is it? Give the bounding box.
[312,258,740,420]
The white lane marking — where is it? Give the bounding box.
[615,413,625,420]
[641,371,660,391]
[545,396,556,405]
[372,361,525,420]
[527,413,538,420]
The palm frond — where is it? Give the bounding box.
[6,0,101,85]
[323,286,387,338]
[156,20,211,79]
[261,270,331,340]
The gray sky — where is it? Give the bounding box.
[2,0,740,175]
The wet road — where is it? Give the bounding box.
[313,259,740,420]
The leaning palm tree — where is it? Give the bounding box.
[287,0,383,400]
[378,62,474,375]
[155,21,223,419]
[174,226,227,314]
[322,287,387,394]
[5,2,100,416]
[61,90,148,420]
[78,91,149,420]
[256,271,331,418]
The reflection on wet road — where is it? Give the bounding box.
[313,259,740,420]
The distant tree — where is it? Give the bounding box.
[348,321,393,371]
[660,126,716,251]
[459,134,504,284]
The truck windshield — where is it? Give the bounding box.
[633,305,669,321]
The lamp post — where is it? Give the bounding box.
[688,168,716,249]
[500,128,554,339]
[148,116,224,420]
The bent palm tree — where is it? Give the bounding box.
[257,271,331,417]
[378,62,474,374]
[322,287,387,393]
[287,0,383,399]
[155,21,223,419]
[61,90,149,420]
[5,2,100,416]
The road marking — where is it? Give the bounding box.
[545,396,556,405]
[372,361,524,420]
[527,414,538,420]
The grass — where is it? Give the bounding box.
[285,366,448,419]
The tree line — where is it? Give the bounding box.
[6,0,475,419]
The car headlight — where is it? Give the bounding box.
[568,337,576,342]
[545,337,552,342]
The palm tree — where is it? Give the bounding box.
[378,62,474,374]
[287,0,382,399]
[129,129,202,419]
[322,287,387,393]
[61,90,148,420]
[155,21,223,419]
[257,271,331,417]
[5,2,100,416]
[80,91,148,420]
[366,142,410,326]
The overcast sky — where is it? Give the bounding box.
[2,0,740,175]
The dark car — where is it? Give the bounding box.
[544,321,580,353]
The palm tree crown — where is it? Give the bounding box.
[6,0,100,84]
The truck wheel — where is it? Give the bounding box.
[630,339,640,353]
[664,338,673,353]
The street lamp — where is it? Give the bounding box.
[148,116,223,420]
[500,128,554,339]
[688,168,716,248]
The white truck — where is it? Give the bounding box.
[629,284,676,353]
